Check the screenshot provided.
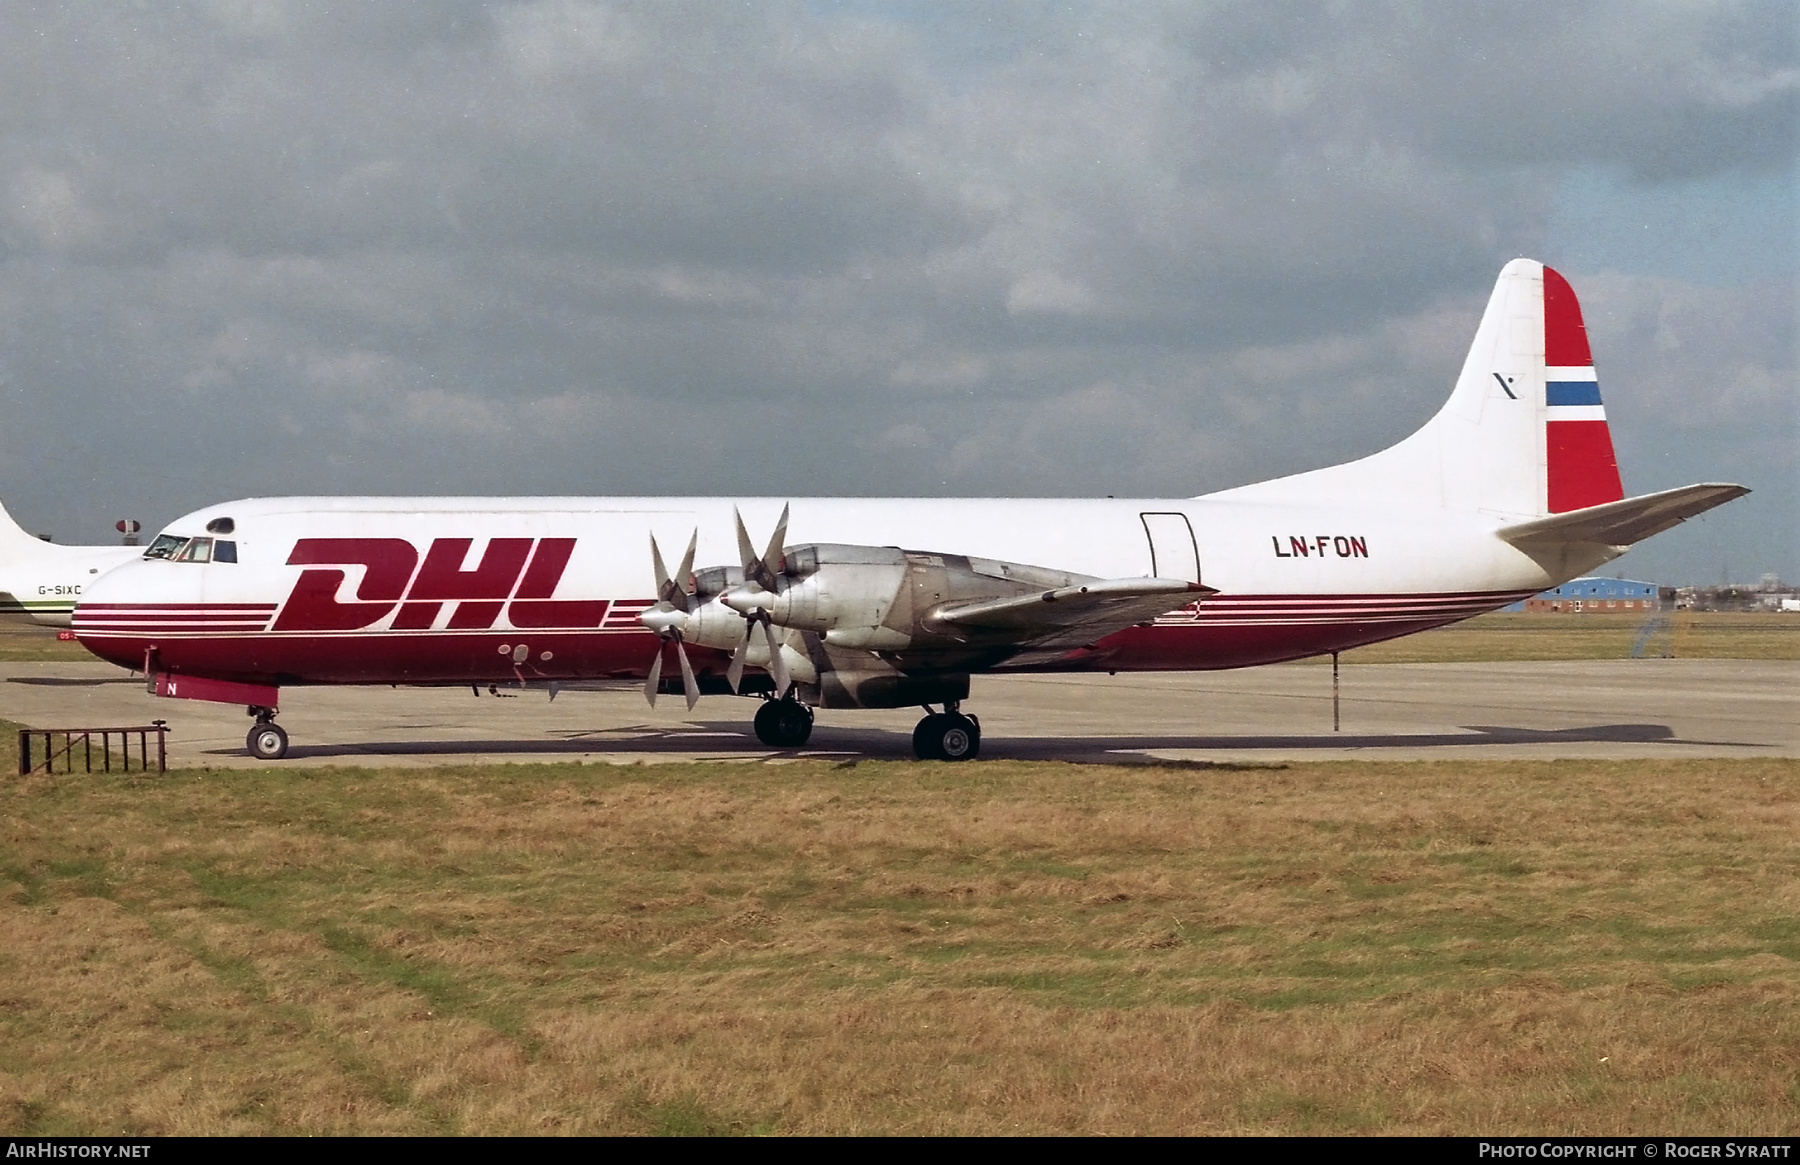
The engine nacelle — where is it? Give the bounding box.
[674,596,748,653]
[756,544,913,648]
[747,543,1091,654]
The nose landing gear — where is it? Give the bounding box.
[912,703,980,761]
[246,705,288,760]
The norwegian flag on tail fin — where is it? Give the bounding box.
[1542,267,1623,513]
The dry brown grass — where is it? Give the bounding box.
[0,621,92,663]
[1330,611,1800,664]
[1,754,1797,1134]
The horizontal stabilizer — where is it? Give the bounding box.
[929,577,1214,648]
[1497,483,1749,550]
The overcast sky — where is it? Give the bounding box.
[0,1,1792,583]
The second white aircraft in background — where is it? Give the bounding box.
[72,260,1747,760]
[0,503,139,627]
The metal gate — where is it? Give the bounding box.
[19,723,168,775]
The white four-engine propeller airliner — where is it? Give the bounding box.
[72,261,1746,760]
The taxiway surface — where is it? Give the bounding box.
[1,658,1794,768]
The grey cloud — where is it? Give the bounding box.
[0,1,1790,580]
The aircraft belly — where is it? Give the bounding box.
[78,627,690,687]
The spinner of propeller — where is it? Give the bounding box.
[641,505,795,709]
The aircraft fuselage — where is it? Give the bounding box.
[74,493,1554,686]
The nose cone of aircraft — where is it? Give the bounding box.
[72,558,185,670]
[76,557,156,609]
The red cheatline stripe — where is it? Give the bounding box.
[76,629,272,637]
[75,615,271,623]
[1171,591,1534,626]
[74,621,272,628]
[1201,597,1527,611]
[73,605,273,615]
[73,616,272,625]
[1202,594,1526,601]
[1198,601,1529,616]
[1194,614,1495,627]
[1235,592,1525,601]
[75,615,274,622]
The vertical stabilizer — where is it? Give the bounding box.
[0,497,55,563]
[1212,259,1627,518]
[1541,268,1624,512]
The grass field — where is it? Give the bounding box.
[0,622,91,663]
[2,748,1796,1135]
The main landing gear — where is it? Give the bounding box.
[753,697,814,748]
[246,705,288,761]
[913,704,980,762]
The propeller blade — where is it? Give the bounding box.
[652,531,700,610]
[674,530,698,598]
[734,507,758,575]
[650,533,672,599]
[727,636,747,694]
[762,616,791,698]
[675,638,700,710]
[762,503,790,577]
[644,642,664,707]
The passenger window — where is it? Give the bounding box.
[213,540,237,563]
[175,537,213,563]
[143,534,188,560]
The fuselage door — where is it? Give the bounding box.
[1140,512,1200,584]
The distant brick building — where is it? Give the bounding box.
[1505,577,1660,614]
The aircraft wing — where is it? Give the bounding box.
[926,577,1215,648]
[1497,483,1750,550]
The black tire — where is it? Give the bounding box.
[914,713,980,761]
[912,713,947,760]
[753,699,813,748]
[247,722,289,761]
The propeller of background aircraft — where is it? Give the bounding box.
[641,530,700,709]
[722,505,792,698]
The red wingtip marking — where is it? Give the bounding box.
[1542,265,1592,367]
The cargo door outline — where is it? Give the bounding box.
[1140,512,1201,584]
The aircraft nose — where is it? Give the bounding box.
[74,558,177,630]
[71,560,161,669]
[77,559,145,607]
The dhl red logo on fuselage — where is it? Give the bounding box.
[273,537,609,633]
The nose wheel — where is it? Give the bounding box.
[913,706,980,761]
[246,706,289,760]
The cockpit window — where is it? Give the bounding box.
[143,534,188,560]
[144,533,233,563]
